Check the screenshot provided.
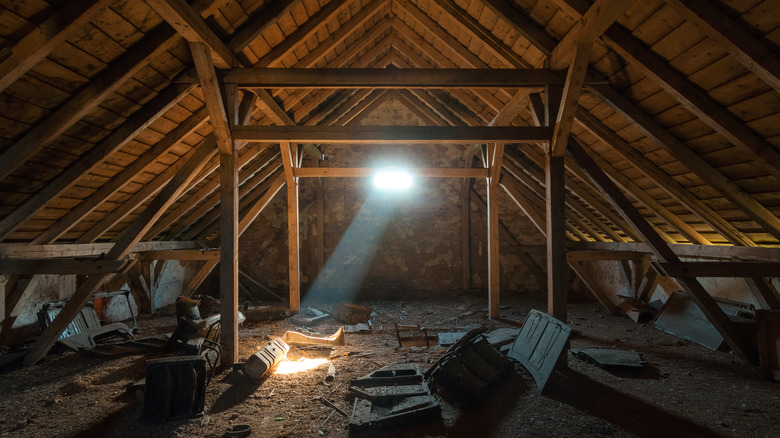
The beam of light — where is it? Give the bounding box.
[274,357,330,374]
[373,169,412,190]
[304,184,404,305]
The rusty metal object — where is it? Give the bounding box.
[244,338,289,380]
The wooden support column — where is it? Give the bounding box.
[461,171,472,290]
[546,153,568,322]
[219,149,239,367]
[281,142,300,313]
[486,179,500,318]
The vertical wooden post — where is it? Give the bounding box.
[282,142,300,312]
[316,173,325,276]
[487,179,500,318]
[219,149,239,367]
[219,81,239,367]
[546,153,567,322]
[461,177,472,290]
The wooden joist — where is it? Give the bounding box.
[223,68,591,88]
[137,250,219,261]
[232,125,553,143]
[653,262,780,278]
[293,168,489,178]
[0,241,200,259]
[0,258,133,275]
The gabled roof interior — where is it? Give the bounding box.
[0,0,778,249]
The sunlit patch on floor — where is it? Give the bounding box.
[274,358,330,375]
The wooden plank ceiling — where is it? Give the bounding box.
[0,0,778,249]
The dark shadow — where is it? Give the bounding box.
[496,318,524,328]
[547,368,724,438]
[445,373,528,438]
[208,370,263,414]
[349,417,447,438]
[602,364,663,380]
[70,404,139,438]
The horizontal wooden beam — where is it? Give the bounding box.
[567,250,639,262]
[0,258,133,275]
[567,241,780,262]
[232,125,553,143]
[653,262,780,278]
[137,249,219,261]
[0,241,200,259]
[224,68,608,88]
[293,167,489,178]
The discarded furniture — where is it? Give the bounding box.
[756,310,780,381]
[332,302,371,324]
[244,338,289,380]
[572,347,645,369]
[348,363,440,431]
[38,290,138,352]
[143,356,207,421]
[427,331,513,403]
[507,309,571,393]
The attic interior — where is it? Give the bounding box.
[0,0,779,436]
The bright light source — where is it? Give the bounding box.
[373,169,412,190]
[274,358,329,374]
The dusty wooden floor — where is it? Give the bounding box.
[0,292,778,437]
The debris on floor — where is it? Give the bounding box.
[571,347,645,369]
[290,308,329,326]
[282,326,345,347]
[348,363,440,431]
[243,305,288,322]
[395,323,437,347]
[427,331,513,404]
[344,322,372,333]
[244,338,290,380]
[331,302,372,324]
[507,309,571,393]
[654,292,755,351]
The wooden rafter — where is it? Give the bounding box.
[568,139,756,364]
[146,0,239,68]
[0,25,179,184]
[550,40,593,156]
[0,0,113,93]
[589,83,780,241]
[664,0,780,93]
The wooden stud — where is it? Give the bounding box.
[281,142,300,313]
[219,148,239,367]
